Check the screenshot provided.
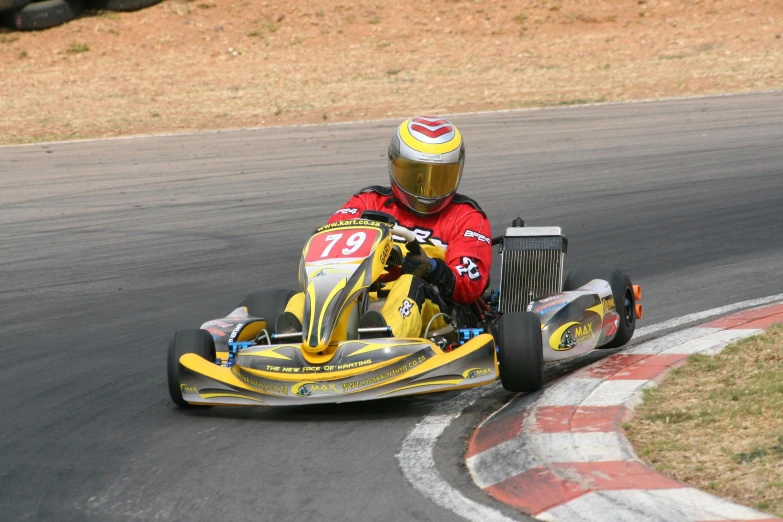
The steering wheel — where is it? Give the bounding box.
[379,225,420,283]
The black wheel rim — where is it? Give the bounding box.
[623,286,635,325]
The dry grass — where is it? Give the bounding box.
[626,325,783,516]
[0,0,782,144]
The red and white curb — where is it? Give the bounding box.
[465,303,783,521]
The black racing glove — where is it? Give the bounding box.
[401,243,436,279]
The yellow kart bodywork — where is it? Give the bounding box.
[178,333,497,406]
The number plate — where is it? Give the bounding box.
[305,227,380,263]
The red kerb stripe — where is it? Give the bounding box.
[485,461,684,515]
[485,466,584,514]
[697,519,783,522]
[529,405,628,433]
[730,313,783,330]
[556,460,683,490]
[607,353,690,381]
[702,304,783,328]
[581,354,647,379]
[466,411,528,457]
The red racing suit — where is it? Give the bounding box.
[327,186,492,304]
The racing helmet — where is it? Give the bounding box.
[388,116,465,216]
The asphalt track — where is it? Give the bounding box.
[2,91,782,522]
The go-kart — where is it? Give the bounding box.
[167,214,642,407]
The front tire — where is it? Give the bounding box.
[167,329,216,408]
[563,268,636,348]
[239,289,295,334]
[497,311,544,392]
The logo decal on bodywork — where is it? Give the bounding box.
[293,382,339,396]
[549,321,594,351]
[535,302,568,316]
[462,367,493,379]
[559,330,577,350]
[203,320,232,328]
[228,323,243,342]
[205,328,226,337]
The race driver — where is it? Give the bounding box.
[281,116,492,338]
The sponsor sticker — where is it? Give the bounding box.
[605,319,619,339]
[539,294,566,303]
[550,321,595,351]
[537,302,567,316]
[315,219,390,232]
[399,299,413,318]
[334,208,359,215]
[261,359,373,373]
[232,367,289,395]
[558,330,577,350]
[311,268,351,279]
[456,256,480,280]
[293,382,339,396]
[341,364,410,392]
[203,320,233,328]
[389,226,447,249]
[463,229,491,245]
[462,367,493,379]
[228,323,243,342]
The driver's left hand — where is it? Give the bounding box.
[402,248,436,279]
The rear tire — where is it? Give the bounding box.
[563,268,636,348]
[10,0,82,30]
[239,289,295,334]
[167,329,216,408]
[87,0,161,11]
[0,0,32,14]
[497,311,543,392]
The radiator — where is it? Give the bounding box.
[499,227,567,313]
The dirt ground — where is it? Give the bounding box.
[0,0,781,144]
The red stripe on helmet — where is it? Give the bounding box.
[412,117,450,127]
[410,124,453,138]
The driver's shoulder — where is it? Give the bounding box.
[449,193,487,218]
[354,185,393,197]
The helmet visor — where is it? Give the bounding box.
[390,156,462,199]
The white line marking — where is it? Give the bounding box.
[536,488,773,522]
[579,380,652,407]
[397,296,783,522]
[634,293,783,338]
[396,382,520,522]
[469,431,636,490]
[3,90,780,149]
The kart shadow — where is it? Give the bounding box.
[183,392,456,422]
[180,346,633,422]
